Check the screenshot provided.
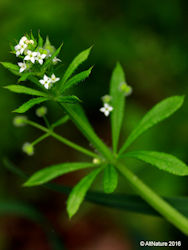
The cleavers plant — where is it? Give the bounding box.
[1,33,188,235]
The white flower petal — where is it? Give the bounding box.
[39,80,44,85]
[24,55,30,60]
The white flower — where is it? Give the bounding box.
[15,43,27,56]
[36,52,46,65]
[100,103,113,117]
[50,73,60,83]
[15,44,22,57]
[53,57,61,64]
[19,36,28,44]
[18,62,27,73]
[39,75,52,89]
[24,50,37,64]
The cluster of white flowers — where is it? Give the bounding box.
[14,35,62,90]
[14,36,34,57]
[39,73,60,89]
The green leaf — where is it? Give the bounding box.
[110,63,126,153]
[4,85,48,97]
[57,95,81,104]
[67,167,102,218]
[60,47,92,86]
[13,97,48,113]
[1,62,20,75]
[0,199,65,250]
[24,162,97,186]
[119,96,185,154]
[122,151,188,176]
[43,43,63,68]
[103,165,118,193]
[18,72,32,82]
[38,32,43,47]
[61,103,113,161]
[61,67,93,92]
[4,159,188,218]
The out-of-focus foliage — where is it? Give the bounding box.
[0,0,188,248]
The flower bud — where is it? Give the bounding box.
[119,82,133,96]
[92,158,101,164]
[101,95,112,104]
[22,142,34,156]
[36,106,47,117]
[13,116,27,127]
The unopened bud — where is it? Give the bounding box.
[92,158,101,164]
[101,95,112,104]
[119,82,133,96]
[36,106,47,117]
[22,142,34,156]
[13,116,27,127]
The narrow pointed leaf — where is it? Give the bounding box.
[103,165,118,193]
[13,97,48,113]
[60,47,92,86]
[24,162,97,187]
[4,85,47,97]
[57,95,81,104]
[110,63,126,153]
[1,62,20,75]
[61,67,93,92]
[123,151,188,176]
[38,32,43,47]
[67,167,102,218]
[4,159,188,217]
[18,72,32,82]
[43,43,63,68]
[61,103,113,161]
[119,96,184,154]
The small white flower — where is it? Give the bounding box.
[53,57,61,64]
[15,43,27,56]
[15,44,22,57]
[50,73,60,83]
[100,103,113,117]
[18,62,27,73]
[39,75,52,89]
[36,52,46,65]
[19,36,28,44]
[24,50,37,64]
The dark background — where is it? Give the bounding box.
[0,0,188,249]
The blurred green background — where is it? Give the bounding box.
[0,0,188,249]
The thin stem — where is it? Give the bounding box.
[32,133,50,146]
[51,115,69,129]
[24,120,98,159]
[43,115,50,129]
[116,162,188,235]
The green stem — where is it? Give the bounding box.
[32,133,50,146]
[43,115,50,129]
[59,103,188,234]
[116,162,188,235]
[61,103,114,162]
[51,115,69,129]
[24,120,98,158]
